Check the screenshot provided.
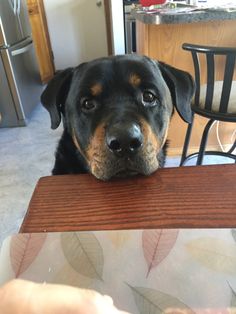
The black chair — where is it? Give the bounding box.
[180,43,236,166]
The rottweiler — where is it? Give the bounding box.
[41,54,194,180]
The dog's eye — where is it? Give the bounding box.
[142,91,156,106]
[81,98,96,111]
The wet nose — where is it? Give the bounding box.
[106,122,143,157]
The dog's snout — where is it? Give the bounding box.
[106,122,143,157]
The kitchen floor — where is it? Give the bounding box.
[0,105,62,247]
[0,105,233,247]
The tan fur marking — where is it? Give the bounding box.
[72,128,87,161]
[129,74,141,87]
[74,125,108,179]
[86,123,106,165]
[86,123,111,179]
[140,118,160,151]
[90,83,102,96]
[139,118,161,171]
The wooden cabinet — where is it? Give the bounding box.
[136,20,236,156]
[27,0,55,83]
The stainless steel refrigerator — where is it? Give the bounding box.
[0,0,42,127]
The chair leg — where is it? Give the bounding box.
[227,140,236,164]
[227,140,236,154]
[196,119,215,165]
[180,115,194,166]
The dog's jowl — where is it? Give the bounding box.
[41,54,194,180]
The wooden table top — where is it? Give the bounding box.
[20,164,236,233]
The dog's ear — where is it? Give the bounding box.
[41,68,74,129]
[158,62,195,123]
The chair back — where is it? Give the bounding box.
[182,43,236,122]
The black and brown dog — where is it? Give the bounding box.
[41,54,194,180]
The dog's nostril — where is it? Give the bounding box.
[130,138,142,151]
[108,139,121,152]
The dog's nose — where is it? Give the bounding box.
[106,122,143,157]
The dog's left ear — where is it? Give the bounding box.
[158,62,195,123]
[41,68,74,129]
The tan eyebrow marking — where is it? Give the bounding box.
[90,83,102,96]
[129,73,141,87]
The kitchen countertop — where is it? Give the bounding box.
[131,5,236,25]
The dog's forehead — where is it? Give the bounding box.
[80,56,159,88]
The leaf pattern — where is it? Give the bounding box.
[61,232,104,280]
[142,229,179,277]
[52,263,93,289]
[128,284,195,314]
[3,229,236,314]
[228,282,236,312]
[186,237,236,274]
[10,233,47,277]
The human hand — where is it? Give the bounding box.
[0,279,131,314]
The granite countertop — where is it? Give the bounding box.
[131,6,236,25]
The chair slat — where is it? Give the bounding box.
[219,54,236,113]
[205,53,215,111]
[192,51,200,106]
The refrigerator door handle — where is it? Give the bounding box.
[10,40,33,57]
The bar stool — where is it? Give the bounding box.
[180,43,236,166]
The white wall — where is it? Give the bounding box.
[44,0,109,70]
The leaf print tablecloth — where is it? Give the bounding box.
[1,229,236,314]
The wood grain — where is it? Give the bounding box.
[104,0,113,55]
[136,20,236,155]
[20,164,236,233]
[27,0,55,83]
[137,20,236,78]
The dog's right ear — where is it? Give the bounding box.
[41,68,74,129]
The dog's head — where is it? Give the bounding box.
[41,55,194,180]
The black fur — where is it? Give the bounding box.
[52,129,88,175]
[41,55,194,180]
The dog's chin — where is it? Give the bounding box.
[111,169,143,178]
[91,165,159,181]
[89,152,161,181]
[113,169,139,178]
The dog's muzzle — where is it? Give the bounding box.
[86,120,160,180]
[105,122,143,158]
